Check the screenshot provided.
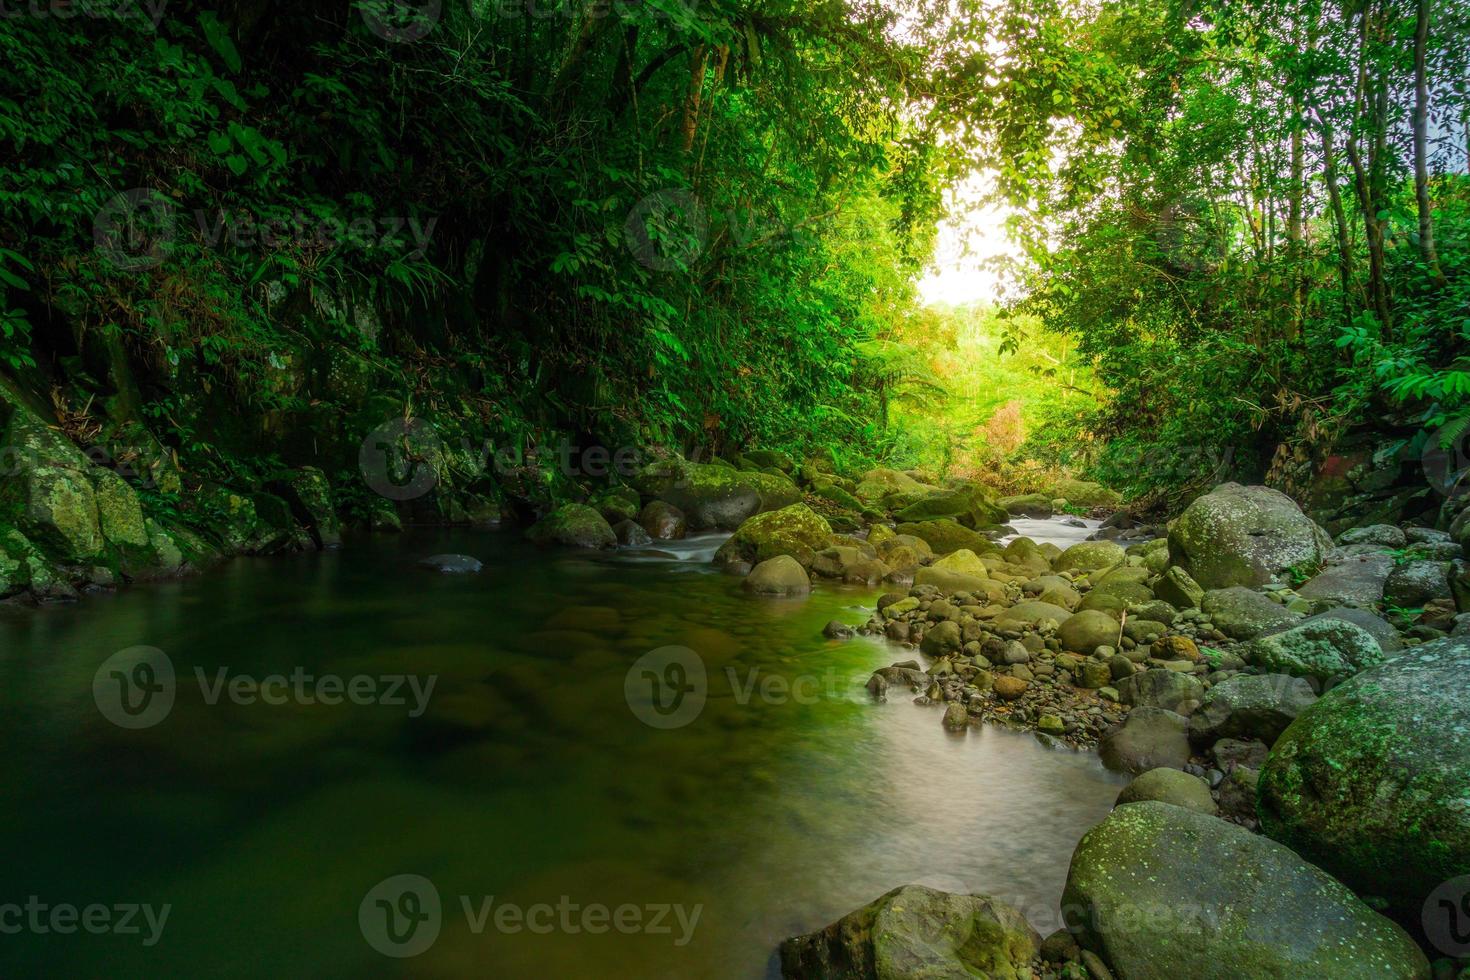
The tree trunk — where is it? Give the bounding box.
[1413,0,1447,286]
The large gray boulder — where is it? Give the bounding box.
[1168,483,1331,589]
[1298,551,1394,607]
[633,458,800,531]
[1063,802,1429,980]
[1188,674,1317,746]
[779,884,1040,980]
[1118,669,1204,712]
[1099,707,1191,774]
[1244,619,1385,685]
[1260,606,1404,654]
[1201,587,1302,640]
[1382,559,1452,608]
[1259,634,1470,915]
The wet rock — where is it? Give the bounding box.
[1201,586,1302,640]
[1115,767,1216,815]
[779,884,1040,980]
[743,555,811,596]
[822,620,855,640]
[526,503,617,549]
[1187,674,1316,746]
[1167,482,1332,590]
[1118,669,1204,712]
[633,458,800,531]
[715,503,833,571]
[1098,707,1190,774]
[1054,540,1127,574]
[417,554,482,573]
[1063,802,1428,980]
[638,500,687,540]
[1058,610,1122,654]
[1244,618,1384,684]
[612,519,653,547]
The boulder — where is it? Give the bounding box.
[744,555,811,596]
[1382,559,1451,608]
[1259,634,1470,915]
[894,483,1009,530]
[276,466,342,548]
[713,503,832,570]
[1298,552,1394,607]
[1098,708,1191,774]
[1244,619,1384,684]
[999,493,1053,518]
[1118,669,1204,712]
[612,519,653,547]
[0,463,103,562]
[638,500,687,540]
[994,600,1073,630]
[633,458,800,530]
[1063,802,1429,980]
[895,519,995,556]
[525,503,616,549]
[1050,478,1122,508]
[1337,524,1407,548]
[1057,610,1122,654]
[931,548,988,577]
[1115,768,1216,814]
[779,884,1040,980]
[920,620,963,657]
[1188,674,1316,746]
[1168,483,1332,589]
[1154,566,1205,609]
[1201,587,1302,640]
[1053,540,1126,574]
[913,567,1005,602]
[855,467,931,505]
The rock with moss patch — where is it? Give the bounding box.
[895,519,996,556]
[638,500,687,540]
[1167,483,1331,590]
[1115,768,1215,814]
[1063,802,1429,980]
[714,503,832,570]
[632,458,800,530]
[526,503,616,549]
[1188,674,1316,746]
[1154,566,1205,609]
[780,884,1040,980]
[895,483,1009,529]
[1099,708,1190,774]
[1053,540,1126,574]
[744,555,811,596]
[1058,610,1122,654]
[1201,587,1302,640]
[1244,618,1384,684]
[1259,634,1470,916]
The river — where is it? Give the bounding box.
[0,520,1125,977]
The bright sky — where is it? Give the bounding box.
[916,173,1023,307]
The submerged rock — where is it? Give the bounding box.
[780,884,1039,980]
[1063,802,1428,980]
[417,554,482,573]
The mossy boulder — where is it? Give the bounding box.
[1115,768,1216,814]
[715,504,832,570]
[1050,478,1122,508]
[1244,618,1384,684]
[1063,802,1429,980]
[1188,674,1317,746]
[1058,610,1122,654]
[1201,587,1302,640]
[895,519,996,556]
[999,493,1053,518]
[525,503,616,549]
[0,526,71,599]
[277,466,342,548]
[855,467,932,505]
[894,483,1008,529]
[1259,634,1470,915]
[780,884,1040,980]
[633,458,800,530]
[1053,540,1126,574]
[1098,707,1191,774]
[638,500,687,540]
[0,464,104,562]
[744,554,811,596]
[1154,565,1205,609]
[1168,483,1332,589]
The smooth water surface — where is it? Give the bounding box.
[0,526,1126,978]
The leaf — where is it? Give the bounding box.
[200,12,243,74]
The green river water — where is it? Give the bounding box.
[0,526,1126,978]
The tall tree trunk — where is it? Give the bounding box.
[680,46,708,154]
[1318,122,1358,320]
[1414,0,1447,286]
[1288,98,1305,341]
[1346,0,1393,337]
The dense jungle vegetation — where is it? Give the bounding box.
[0,0,1466,510]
